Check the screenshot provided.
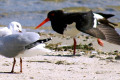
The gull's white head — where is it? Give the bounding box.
[8,21,22,33]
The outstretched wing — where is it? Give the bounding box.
[85,24,120,45]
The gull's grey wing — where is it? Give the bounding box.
[0,32,40,57]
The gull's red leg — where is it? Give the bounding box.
[20,57,22,73]
[11,58,16,73]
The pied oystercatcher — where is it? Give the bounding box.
[35,10,120,55]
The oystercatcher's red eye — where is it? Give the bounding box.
[51,13,55,16]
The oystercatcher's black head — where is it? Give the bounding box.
[35,10,64,29]
[47,10,64,21]
[47,10,67,34]
[35,10,67,34]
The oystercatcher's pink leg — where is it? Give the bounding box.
[97,38,104,46]
[20,57,22,73]
[73,38,76,55]
[11,58,16,73]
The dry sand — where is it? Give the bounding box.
[0,32,120,80]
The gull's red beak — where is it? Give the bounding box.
[35,18,50,29]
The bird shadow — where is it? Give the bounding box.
[27,54,81,63]
[0,72,21,74]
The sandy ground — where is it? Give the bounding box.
[0,33,120,80]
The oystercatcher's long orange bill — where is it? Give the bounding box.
[35,18,50,29]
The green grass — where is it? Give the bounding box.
[55,60,74,65]
[46,43,95,51]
